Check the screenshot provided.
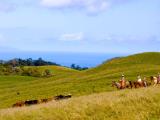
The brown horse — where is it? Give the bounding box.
[12,101,25,107]
[150,76,160,86]
[40,98,53,103]
[133,80,148,88]
[112,81,121,89]
[112,81,132,89]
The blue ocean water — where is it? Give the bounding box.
[0,52,125,67]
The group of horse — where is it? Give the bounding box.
[12,94,72,107]
[112,75,160,89]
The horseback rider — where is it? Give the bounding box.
[119,74,126,89]
[137,75,142,83]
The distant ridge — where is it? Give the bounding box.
[94,52,160,69]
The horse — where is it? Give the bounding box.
[150,76,160,86]
[112,81,121,89]
[133,80,148,88]
[12,101,25,107]
[24,100,39,106]
[40,98,53,103]
[112,81,132,89]
[54,94,72,101]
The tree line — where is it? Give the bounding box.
[0,58,88,70]
[0,58,88,77]
[0,58,59,67]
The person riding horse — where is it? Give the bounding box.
[119,75,126,89]
[137,75,144,87]
[150,73,160,85]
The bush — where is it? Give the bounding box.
[43,69,53,77]
[0,65,53,78]
[21,68,43,77]
[31,68,43,77]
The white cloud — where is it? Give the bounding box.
[60,32,84,41]
[102,34,158,43]
[40,0,111,14]
[41,0,73,8]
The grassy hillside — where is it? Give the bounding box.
[1,86,160,120]
[0,52,160,109]
[0,66,79,109]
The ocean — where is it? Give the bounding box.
[0,52,125,68]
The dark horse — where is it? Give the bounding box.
[54,94,72,100]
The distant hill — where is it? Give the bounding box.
[103,52,160,66]
[87,52,160,76]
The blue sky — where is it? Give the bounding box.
[0,0,160,54]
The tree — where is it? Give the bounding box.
[34,58,46,66]
[26,58,33,66]
[70,64,88,71]
[71,64,76,69]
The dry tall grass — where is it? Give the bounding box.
[1,86,160,120]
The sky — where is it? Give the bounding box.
[0,0,160,54]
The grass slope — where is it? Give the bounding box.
[1,86,160,120]
[1,52,160,109]
[0,66,79,109]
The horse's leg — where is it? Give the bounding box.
[131,84,133,89]
[126,84,129,89]
[141,82,143,87]
[134,82,137,88]
[133,82,136,88]
[130,82,133,89]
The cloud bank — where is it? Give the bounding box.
[40,0,122,14]
[60,32,84,41]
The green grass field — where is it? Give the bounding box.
[1,86,160,120]
[0,52,160,119]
